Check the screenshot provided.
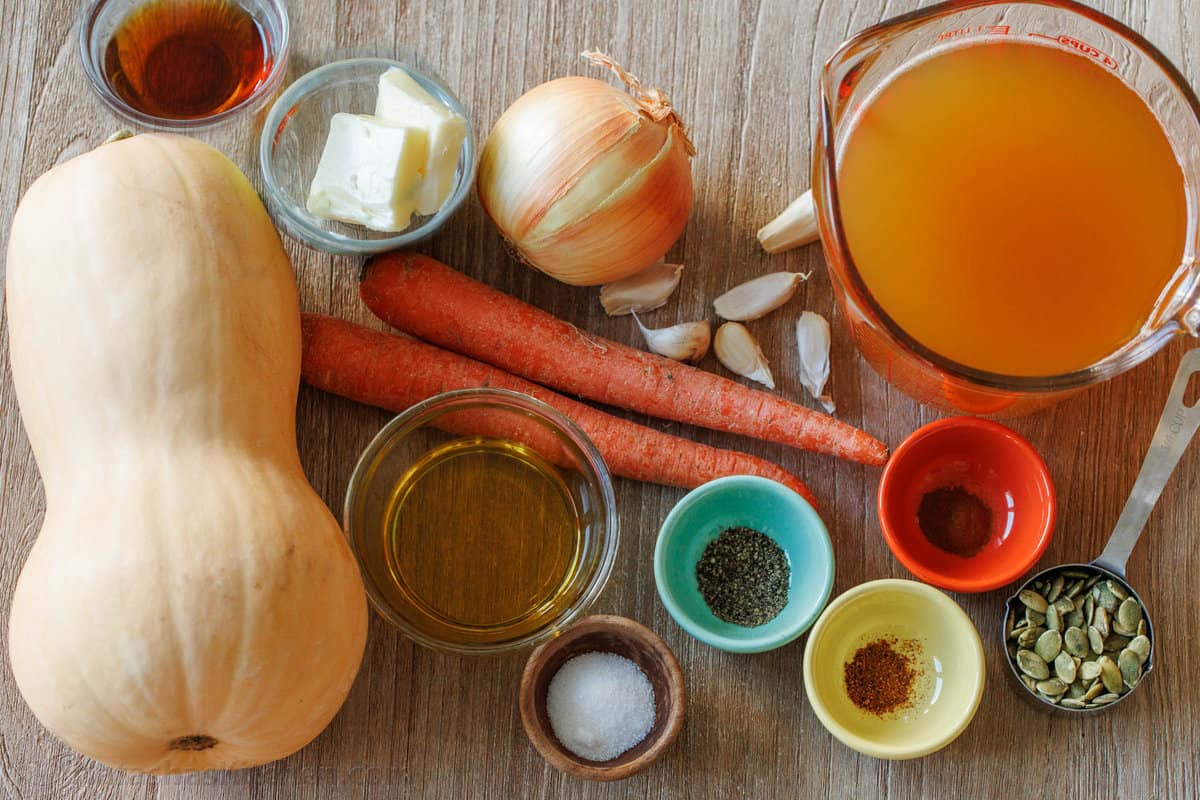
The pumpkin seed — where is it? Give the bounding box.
[1112,619,1137,637]
[1097,584,1119,612]
[1084,595,1095,626]
[1118,649,1142,688]
[1065,609,1084,629]
[1046,605,1062,631]
[1116,597,1142,631]
[1021,674,1038,692]
[1027,609,1046,627]
[1017,649,1050,680]
[1018,626,1045,647]
[1090,693,1121,706]
[1137,619,1147,637]
[1019,589,1049,614]
[1037,678,1068,696]
[1067,681,1088,699]
[1107,580,1129,601]
[1085,574,1102,588]
[1060,698,1088,709]
[1103,634,1131,654]
[1046,575,1065,603]
[1052,596,1074,615]
[1054,651,1077,684]
[1035,629,1063,662]
[1063,626,1089,658]
[1088,626,1105,654]
[1083,680,1104,701]
[1094,607,1111,637]
[1009,623,1028,641]
[1128,635,1151,664]
[1005,614,1016,639]
[1064,578,1085,599]
[1098,655,1123,694]
[1062,569,1091,579]
[1079,661,1102,681]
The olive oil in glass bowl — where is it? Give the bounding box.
[344,389,618,654]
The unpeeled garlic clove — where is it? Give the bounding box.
[714,322,775,388]
[633,314,711,363]
[713,271,808,321]
[757,189,818,254]
[600,263,684,316]
[796,311,835,413]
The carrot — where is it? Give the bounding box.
[301,314,817,506]
[359,252,889,466]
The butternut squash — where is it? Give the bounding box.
[5,134,368,773]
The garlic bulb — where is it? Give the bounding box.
[713,272,808,321]
[758,189,819,254]
[478,52,695,286]
[600,263,684,316]
[796,311,835,413]
[714,322,775,388]
[633,314,710,363]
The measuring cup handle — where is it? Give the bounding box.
[1095,349,1200,575]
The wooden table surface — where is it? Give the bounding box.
[2,0,1199,797]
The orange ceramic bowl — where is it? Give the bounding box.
[878,418,1056,593]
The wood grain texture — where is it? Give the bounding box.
[1,0,1198,797]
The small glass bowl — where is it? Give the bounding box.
[258,57,477,255]
[78,0,290,130]
[344,389,618,655]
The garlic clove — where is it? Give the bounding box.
[796,311,835,413]
[757,189,819,254]
[600,263,684,316]
[713,271,808,321]
[633,314,711,363]
[714,322,775,388]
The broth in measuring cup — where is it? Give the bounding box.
[836,39,1188,377]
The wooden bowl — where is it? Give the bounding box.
[519,615,685,781]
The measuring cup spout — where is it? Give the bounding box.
[1094,349,1200,575]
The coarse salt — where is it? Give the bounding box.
[545,651,655,762]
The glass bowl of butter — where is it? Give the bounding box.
[259,57,476,255]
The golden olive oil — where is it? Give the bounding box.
[379,437,584,647]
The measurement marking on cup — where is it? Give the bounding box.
[1027,32,1119,69]
[936,24,1010,42]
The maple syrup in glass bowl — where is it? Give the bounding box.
[78,0,289,129]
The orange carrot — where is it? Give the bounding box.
[301,314,817,506]
[360,252,889,466]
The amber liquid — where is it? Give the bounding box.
[104,0,271,119]
[380,437,584,647]
[838,41,1189,377]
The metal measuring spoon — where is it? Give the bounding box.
[1003,349,1200,713]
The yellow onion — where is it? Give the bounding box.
[478,52,695,286]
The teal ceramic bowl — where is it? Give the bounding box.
[653,476,834,653]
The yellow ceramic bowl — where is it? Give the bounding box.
[803,579,984,760]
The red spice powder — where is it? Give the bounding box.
[843,637,922,715]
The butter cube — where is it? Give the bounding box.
[306,112,429,232]
[375,68,468,216]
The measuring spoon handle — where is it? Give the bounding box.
[1095,349,1200,576]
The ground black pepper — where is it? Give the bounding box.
[695,526,790,627]
[843,637,922,715]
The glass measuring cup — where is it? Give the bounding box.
[812,0,1200,414]
[1001,349,1200,713]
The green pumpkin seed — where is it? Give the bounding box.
[1097,584,1119,612]
[1128,635,1151,664]
[1035,629,1063,662]
[1085,574,1102,588]
[1046,605,1062,631]
[1062,569,1091,579]
[1116,597,1142,631]
[1079,661,1102,681]
[1054,651,1077,684]
[1103,634,1131,653]
[1067,681,1088,699]
[1137,619,1147,637]
[1018,626,1045,647]
[1065,609,1084,629]
[1094,607,1111,637]
[1027,610,1046,627]
[1005,613,1016,639]
[1064,578,1085,599]
[1088,626,1105,654]
[1090,693,1121,706]
[1061,698,1088,709]
[1037,677,1068,695]
[1107,580,1129,601]
[1083,680,1104,701]
[1112,619,1137,637]
[1046,575,1065,603]
[1017,649,1050,680]
[1021,674,1038,692]
[1019,589,1049,613]
[1063,626,1089,657]
[1084,595,1095,626]
[1098,655,1123,694]
[1052,596,1074,615]
[1118,649,1142,688]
